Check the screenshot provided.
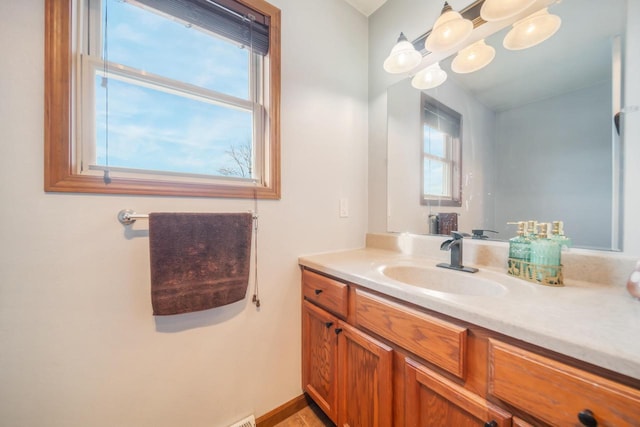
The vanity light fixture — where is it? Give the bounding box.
[411,62,448,90]
[503,8,561,50]
[383,32,422,74]
[451,39,496,73]
[480,0,537,22]
[385,0,563,90]
[425,2,473,53]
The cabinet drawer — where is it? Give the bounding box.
[302,269,348,318]
[488,339,640,426]
[405,358,512,427]
[354,289,467,378]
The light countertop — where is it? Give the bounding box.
[299,236,640,381]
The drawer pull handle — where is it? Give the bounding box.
[484,421,497,427]
[325,322,334,328]
[314,289,323,295]
[578,409,598,427]
[335,328,343,335]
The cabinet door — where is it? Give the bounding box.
[405,358,511,427]
[302,300,340,423]
[338,322,393,427]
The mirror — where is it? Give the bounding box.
[387,0,625,250]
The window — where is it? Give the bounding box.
[421,94,462,207]
[45,0,281,198]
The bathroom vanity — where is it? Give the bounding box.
[299,233,640,426]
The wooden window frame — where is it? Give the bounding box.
[44,0,281,199]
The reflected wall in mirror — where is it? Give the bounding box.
[387,0,624,251]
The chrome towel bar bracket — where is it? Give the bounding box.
[118,209,149,225]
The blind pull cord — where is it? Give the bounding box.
[103,0,111,184]
[247,17,261,309]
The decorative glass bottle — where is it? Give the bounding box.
[550,220,572,249]
[508,221,531,279]
[530,223,562,284]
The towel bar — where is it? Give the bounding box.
[118,209,149,225]
[117,209,258,225]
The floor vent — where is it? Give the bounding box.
[228,415,256,427]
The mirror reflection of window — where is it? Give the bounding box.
[424,127,451,197]
[421,95,462,207]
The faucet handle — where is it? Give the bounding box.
[451,231,469,240]
[471,229,498,239]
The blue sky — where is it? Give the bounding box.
[95,0,253,178]
[423,126,447,196]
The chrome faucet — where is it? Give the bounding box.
[437,231,478,273]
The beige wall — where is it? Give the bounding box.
[0,0,368,426]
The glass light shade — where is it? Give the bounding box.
[425,10,473,53]
[411,63,448,90]
[480,0,537,22]
[503,8,562,50]
[451,39,496,74]
[384,32,422,74]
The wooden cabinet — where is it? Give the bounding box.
[302,300,339,422]
[404,358,511,427]
[488,339,640,426]
[301,267,640,426]
[338,323,393,427]
[302,271,393,426]
[302,269,348,319]
[354,289,467,379]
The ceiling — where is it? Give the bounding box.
[342,0,474,17]
[342,0,387,16]
[442,0,625,111]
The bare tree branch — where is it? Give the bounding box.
[218,141,252,178]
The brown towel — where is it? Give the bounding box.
[149,212,253,315]
[437,213,458,236]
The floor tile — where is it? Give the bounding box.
[273,402,334,427]
[298,405,333,427]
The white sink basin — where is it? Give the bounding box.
[381,265,508,297]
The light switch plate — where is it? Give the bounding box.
[339,198,349,218]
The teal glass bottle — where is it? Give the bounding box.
[551,221,572,249]
[508,221,531,278]
[530,223,561,283]
[526,220,538,242]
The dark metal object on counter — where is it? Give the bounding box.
[472,229,498,239]
[437,231,479,273]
